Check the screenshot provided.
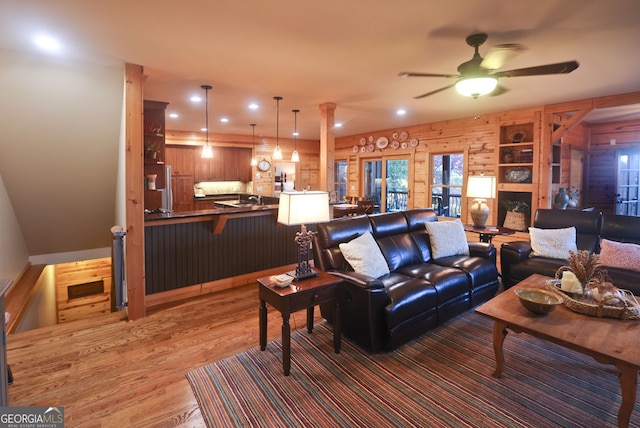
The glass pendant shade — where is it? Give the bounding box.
[291,150,300,162]
[273,145,283,160]
[455,77,498,97]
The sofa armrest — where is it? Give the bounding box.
[501,241,532,264]
[468,242,497,265]
[328,270,385,290]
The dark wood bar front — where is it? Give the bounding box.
[144,207,313,296]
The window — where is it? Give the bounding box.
[431,153,464,217]
[362,155,410,213]
[334,160,348,202]
[616,150,640,216]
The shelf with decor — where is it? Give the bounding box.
[144,100,169,210]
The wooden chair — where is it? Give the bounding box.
[357,199,375,215]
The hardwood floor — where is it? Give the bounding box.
[7,283,319,427]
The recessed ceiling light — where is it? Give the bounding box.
[248,103,259,110]
[396,109,407,116]
[293,132,299,136]
[191,95,202,102]
[220,117,229,123]
[200,127,207,132]
[169,113,179,119]
[334,122,343,128]
[34,35,61,52]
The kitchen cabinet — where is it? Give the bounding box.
[222,147,252,181]
[194,146,225,182]
[172,175,195,212]
[195,147,252,182]
[165,146,194,176]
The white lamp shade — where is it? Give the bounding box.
[277,191,330,226]
[455,77,498,97]
[466,176,496,199]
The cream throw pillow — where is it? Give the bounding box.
[339,231,390,278]
[423,219,469,259]
[528,226,577,259]
[599,239,640,273]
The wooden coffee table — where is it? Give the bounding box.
[476,274,640,428]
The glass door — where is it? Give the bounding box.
[363,156,410,213]
[616,150,640,216]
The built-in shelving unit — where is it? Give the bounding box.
[496,121,537,230]
[144,100,169,210]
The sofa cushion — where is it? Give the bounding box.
[599,239,640,273]
[529,226,577,259]
[376,233,422,271]
[339,231,390,278]
[424,219,469,259]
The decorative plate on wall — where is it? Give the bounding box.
[400,131,409,141]
[353,145,359,153]
[360,146,366,153]
[401,142,408,149]
[410,138,419,147]
[376,136,389,149]
[359,137,367,145]
[368,135,374,142]
[368,144,375,152]
[390,141,400,150]
[392,131,399,140]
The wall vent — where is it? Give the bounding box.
[67,280,104,300]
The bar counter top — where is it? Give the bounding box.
[144,203,279,224]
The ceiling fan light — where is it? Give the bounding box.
[455,77,498,97]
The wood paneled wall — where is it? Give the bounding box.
[55,258,112,323]
[586,119,640,212]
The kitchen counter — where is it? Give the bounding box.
[145,203,279,224]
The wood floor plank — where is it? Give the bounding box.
[7,283,322,427]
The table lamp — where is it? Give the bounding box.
[277,191,330,281]
[466,175,496,228]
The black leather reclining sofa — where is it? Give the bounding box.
[312,208,499,352]
[501,209,640,294]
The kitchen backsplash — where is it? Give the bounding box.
[195,181,252,195]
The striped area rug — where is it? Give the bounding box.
[187,311,638,427]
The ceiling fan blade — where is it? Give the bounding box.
[494,60,579,78]
[399,71,459,79]
[489,84,509,97]
[414,83,456,99]
[480,43,526,70]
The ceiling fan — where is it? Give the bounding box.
[399,33,579,99]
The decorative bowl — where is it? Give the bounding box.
[514,288,563,315]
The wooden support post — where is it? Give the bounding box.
[124,63,145,320]
[319,103,336,191]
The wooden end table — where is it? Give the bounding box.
[463,224,515,243]
[476,274,640,428]
[258,271,342,376]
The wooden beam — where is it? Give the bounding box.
[124,63,145,320]
[551,108,593,142]
[319,103,336,191]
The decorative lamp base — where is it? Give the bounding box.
[470,198,490,228]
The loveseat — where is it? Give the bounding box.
[312,209,499,352]
[501,209,640,294]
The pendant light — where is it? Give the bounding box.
[291,109,300,162]
[201,85,214,159]
[272,96,283,160]
[250,123,258,166]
